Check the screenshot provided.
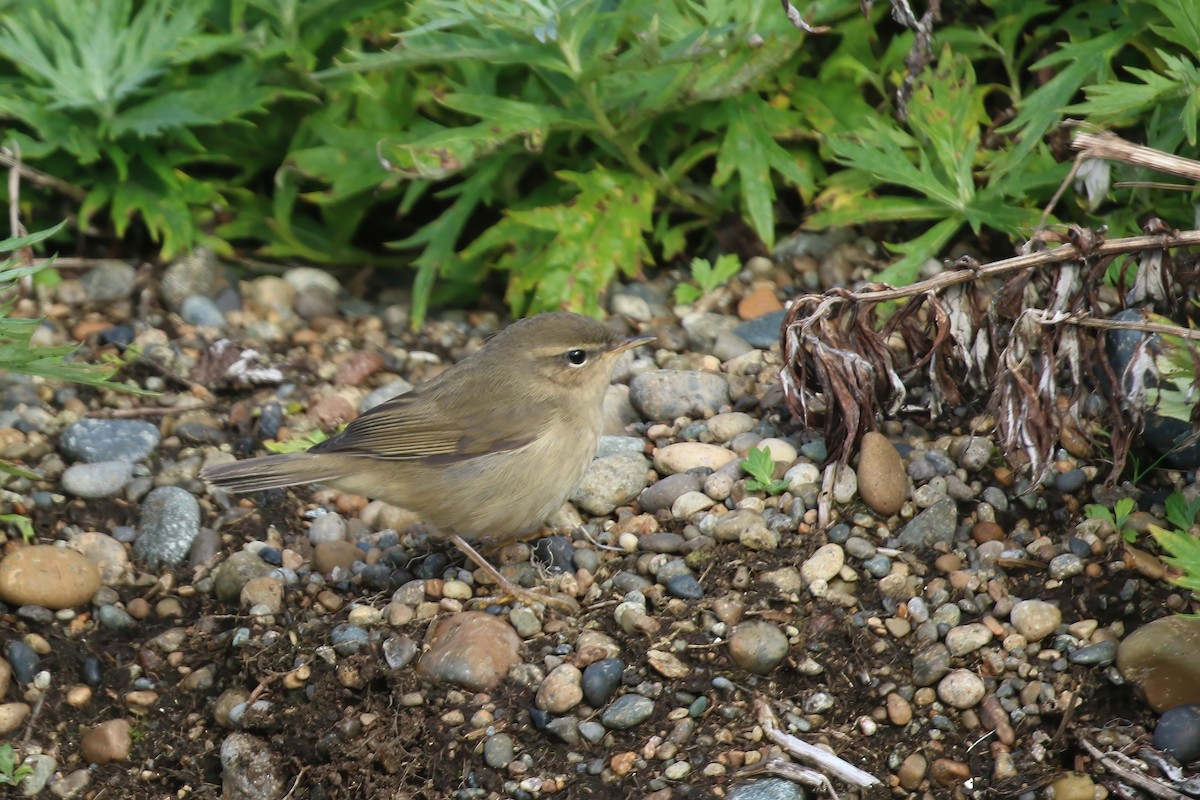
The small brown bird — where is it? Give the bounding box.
[201,312,654,609]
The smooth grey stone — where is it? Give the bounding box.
[629,370,729,421]
[59,419,161,463]
[582,659,624,708]
[60,460,133,498]
[80,260,136,303]
[600,694,655,730]
[180,295,227,329]
[639,473,703,514]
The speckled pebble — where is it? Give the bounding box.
[727,621,789,674]
[59,419,161,463]
[134,486,201,568]
[600,694,655,730]
[937,669,986,709]
[630,370,730,421]
[1010,599,1062,642]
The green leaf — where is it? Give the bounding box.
[461,167,655,317]
[740,446,776,485]
[714,95,814,248]
[1152,524,1200,593]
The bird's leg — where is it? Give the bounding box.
[450,534,580,614]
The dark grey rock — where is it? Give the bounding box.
[896,498,958,549]
[664,574,704,600]
[639,473,703,514]
[731,310,786,349]
[582,658,624,708]
[1154,703,1200,763]
[532,536,575,573]
[912,643,952,686]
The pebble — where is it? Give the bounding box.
[213,551,274,603]
[800,544,844,585]
[220,733,285,800]
[664,574,704,600]
[653,442,737,474]
[596,435,643,457]
[1117,615,1200,711]
[600,694,655,730]
[1153,703,1200,763]
[671,491,715,519]
[731,309,787,348]
[571,452,650,515]
[945,623,994,656]
[857,432,908,514]
[0,702,30,735]
[912,643,952,687]
[754,438,797,464]
[896,498,958,549]
[537,665,584,714]
[180,295,227,329]
[311,541,362,573]
[582,659,625,708]
[484,733,516,769]
[59,419,161,463]
[630,370,729,421]
[60,460,134,498]
[308,512,347,544]
[80,719,132,765]
[727,621,789,674]
[161,249,218,311]
[1047,773,1096,800]
[707,412,756,442]
[67,533,128,585]
[937,669,986,709]
[0,545,101,609]
[416,612,522,691]
[134,486,201,568]
[639,473,702,513]
[831,466,857,504]
[1009,599,1061,642]
[80,260,136,302]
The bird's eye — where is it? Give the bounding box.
[565,349,588,366]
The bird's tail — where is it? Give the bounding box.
[200,452,342,493]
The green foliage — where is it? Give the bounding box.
[3,0,1199,323]
[741,445,789,495]
[0,742,33,786]
[674,255,741,305]
[1151,491,1200,596]
[0,513,35,543]
[1165,491,1200,534]
[1085,497,1136,542]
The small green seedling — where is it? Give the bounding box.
[0,743,33,786]
[0,513,35,543]
[673,255,740,305]
[1084,497,1136,542]
[741,446,789,495]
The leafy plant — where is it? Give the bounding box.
[0,743,32,786]
[1085,497,1137,542]
[1151,492,1200,597]
[1165,491,1200,533]
[741,445,789,495]
[674,255,741,305]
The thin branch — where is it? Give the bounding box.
[0,145,87,201]
[780,1,831,33]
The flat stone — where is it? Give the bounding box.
[417,611,522,691]
[653,443,737,475]
[60,460,133,498]
[571,452,650,516]
[0,545,101,609]
[727,620,789,674]
[134,486,201,568]
[896,498,958,550]
[59,419,161,463]
[638,473,702,513]
[630,370,730,421]
[600,694,655,730]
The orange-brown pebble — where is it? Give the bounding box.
[971,521,1005,543]
[931,758,971,787]
[126,598,151,620]
[736,283,783,321]
[610,751,638,776]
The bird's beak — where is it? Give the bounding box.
[611,334,656,354]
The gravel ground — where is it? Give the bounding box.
[1,237,1198,799]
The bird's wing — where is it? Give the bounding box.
[308,391,535,464]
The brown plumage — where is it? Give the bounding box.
[202,312,654,608]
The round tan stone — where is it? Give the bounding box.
[0,545,101,609]
[311,540,363,573]
[81,718,132,765]
[652,443,737,475]
[857,432,908,515]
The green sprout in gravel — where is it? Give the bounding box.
[741,445,788,495]
[0,743,33,787]
[1085,497,1137,542]
[674,255,741,305]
